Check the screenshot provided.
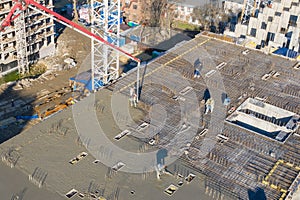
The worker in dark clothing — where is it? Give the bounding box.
[194,68,200,78]
[194,59,202,79]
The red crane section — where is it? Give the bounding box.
[0,1,26,30]
[0,0,140,62]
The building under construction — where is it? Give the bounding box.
[0,32,300,200]
[225,0,300,58]
[0,0,55,75]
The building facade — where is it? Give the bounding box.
[225,0,300,53]
[121,0,148,23]
[0,0,55,76]
[171,0,222,25]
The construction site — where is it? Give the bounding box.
[0,31,299,199]
[0,0,300,200]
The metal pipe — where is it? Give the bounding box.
[137,61,140,102]
[91,0,95,92]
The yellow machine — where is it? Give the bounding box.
[34,96,75,120]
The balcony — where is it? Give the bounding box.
[0,7,10,15]
[2,46,16,54]
[0,36,16,44]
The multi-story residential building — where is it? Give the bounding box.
[0,0,55,75]
[225,0,300,53]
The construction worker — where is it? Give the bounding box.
[129,87,137,107]
[133,93,137,107]
[223,97,231,106]
[130,87,134,97]
[194,68,200,78]
[205,98,214,114]
[193,59,202,79]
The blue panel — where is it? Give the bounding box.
[273,47,298,58]
[119,38,125,46]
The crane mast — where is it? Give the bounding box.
[91,0,121,89]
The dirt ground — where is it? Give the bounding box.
[0,3,93,142]
[1,0,93,97]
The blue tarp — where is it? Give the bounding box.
[119,37,125,46]
[273,47,298,58]
[70,71,104,91]
[16,114,39,120]
[107,36,124,46]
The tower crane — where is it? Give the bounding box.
[0,0,141,96]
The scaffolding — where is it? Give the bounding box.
[241,0,261,24]
[15,10,29,75]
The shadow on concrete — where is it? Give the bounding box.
[248,187,267,200]
[122,30,194,72]
[173,28,200,38]
[153,32,193,51]
[156,148,168,166]
[137,63,148,99]
[121,31,195,97]
[0,83,36,144]
[221,92,227,103]
[203,89,211,102]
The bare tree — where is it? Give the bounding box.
[162,2,176,36]
[149,0,168,27]
[192,4,228,32]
